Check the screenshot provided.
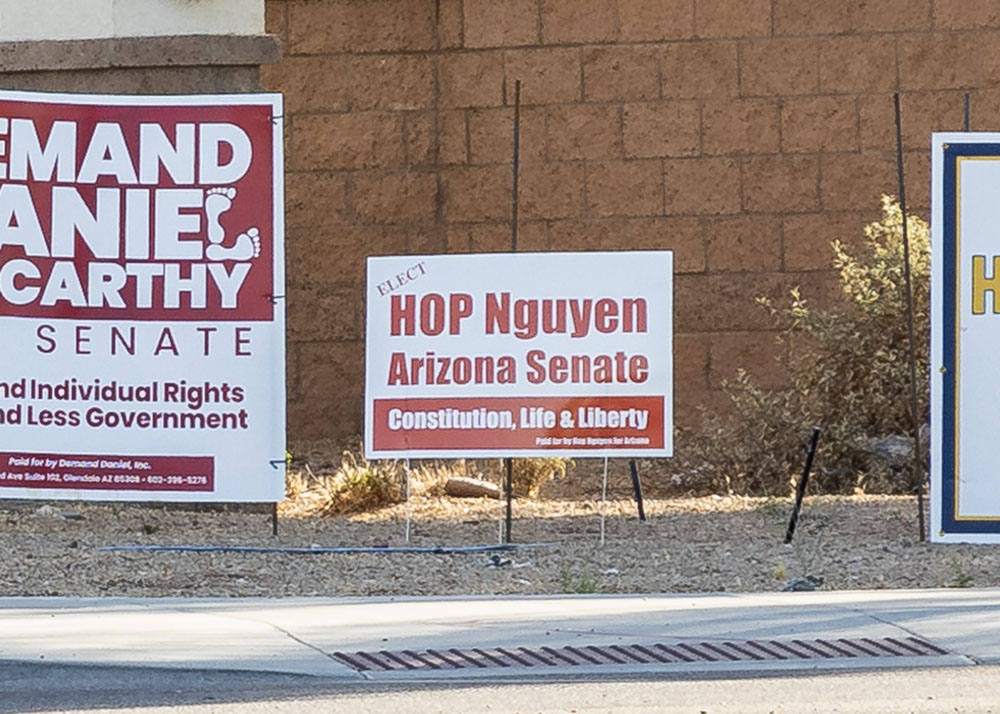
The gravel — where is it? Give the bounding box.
[0,495,993,598]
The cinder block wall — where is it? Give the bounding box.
[263,0,1000,445]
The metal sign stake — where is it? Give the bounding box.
[893,92,927,542]
[784,427,821,544]
[503,79,521,546]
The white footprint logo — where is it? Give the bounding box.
[203,186,262,262]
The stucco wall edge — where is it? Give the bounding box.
[0,35,281,73]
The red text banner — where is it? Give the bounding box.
[0,451,214,492]
[0,97,276,321]
[372,396,665,451]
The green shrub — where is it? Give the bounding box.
[677,196,929,496]
[559,562,600,594]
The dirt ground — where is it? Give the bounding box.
[0,494,994,598]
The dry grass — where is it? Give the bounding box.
[282,443,576,517]
[510,457,573,497]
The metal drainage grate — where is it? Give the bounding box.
[332,637,948,672]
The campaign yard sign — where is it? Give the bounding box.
[931,133,1000,542]
[365,252,673,459]
[0,90,285,502]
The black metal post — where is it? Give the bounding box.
[628,459,647,521]
[893,92,927,543]
[503,79,521,545]
[511,79,520,253]
[784,427,821,544]
[268,457,284,536]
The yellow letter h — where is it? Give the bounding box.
[972,255,1000,314]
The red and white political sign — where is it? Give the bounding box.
[0,90,285,502]
[365,252,673,458]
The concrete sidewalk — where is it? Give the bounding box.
[1,589,998,681]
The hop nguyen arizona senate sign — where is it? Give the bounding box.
[0,90,285,503]
[365,252,673,459]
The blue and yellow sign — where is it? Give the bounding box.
[933,134,1000,542]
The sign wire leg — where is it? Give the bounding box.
[504,458,513,543]
[404,458,411,544]
[600,456,608,547]
[497,459,506,544]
